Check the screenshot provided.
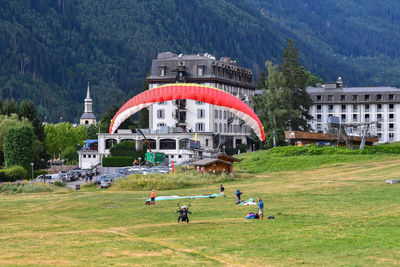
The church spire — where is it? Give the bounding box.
[86,82,91,99]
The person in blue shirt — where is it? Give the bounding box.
[258,198,264,220]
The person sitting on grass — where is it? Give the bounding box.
[150,189,156,205]
[176,205,192,223]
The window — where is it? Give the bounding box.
[157,109,165,119]
[389,113,394,121]
[377,94,382,100]
[364,95,370,100]
[377,114,382,121]
[389,133,394,140]
[158,101,166,105]
[316,95,321,101]
[341,114,346,121]
[378,133,382,140]
[224,124,227,132]
[158,66,166,76]
[105,139,117,149]
[328,95,333,101]
[377,104,382,111]
[353,105,358,112]
[365,104,369,112]
[160,139,176,150]
[83,155,86,158]
[219,123,222,132]
[214,123,217,133]
[389,104,394,112]
[365,114,370,122]
[328,105,334,112]
[147,139,157,150]
[157,123,166,128]
[389,94,394,100]
[85,120,89,124]
[195,123,205,132]
[377,123,382,130]
[352,95,358,101]
[316,105,322,113]
[223,111,227,119]
[214,110,218,119]
[88,155,91,158]
[389,123,394,131]
[317,124,322,131]
[219,110,222,119]
[197,109,205,119]
[317,114,322,122]
[197,66,204,76]
[179,139,190,149]
[341,105,346,112]
[196,101,204,104]
[93,155,96,158]
[353,114,358,122]
[341,95,346,101]
[206,139,209,146]
[170,155,174,159]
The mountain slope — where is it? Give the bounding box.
[248,0,400,86]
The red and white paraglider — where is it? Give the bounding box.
[109,84,265,141]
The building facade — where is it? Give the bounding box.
[80,82,96,126]
[145,52,256,148]
[307,78,400,142]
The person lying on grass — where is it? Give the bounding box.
[176,205,192,223]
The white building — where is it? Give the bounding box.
[307,78,400,142]
[78,52,257,168]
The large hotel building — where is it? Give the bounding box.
[307,77,400,142]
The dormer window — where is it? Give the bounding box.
[197,66,204,76]
[158,66,166,77]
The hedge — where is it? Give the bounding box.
[102,156,134,167]
[0,165,28,182]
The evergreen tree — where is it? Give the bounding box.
[86,124,98,139]
[3,99,18,116]
[280,39,313,131]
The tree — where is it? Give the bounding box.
[138,78,150,128]
[3,125,35,172]
[280,39,313,131]
[86,124,98,139]
[44,123,87,159]
[2,99,18,116]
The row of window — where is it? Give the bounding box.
[158,100,204,105]
[82,154,96,158]
[316,104,395,113]
[214,123,249,134]
[158,66,205,77]
[157,109,206,119]
[214,109,237,120]
[315,113,395,122]
[316,94,396,101]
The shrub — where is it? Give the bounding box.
[5,166,28,181]
[33,170,47,178]
[0,183,56,195]
[0,170,7,182]
[3,125,35,171]
[54,181,66,187]
[102,156,134,167]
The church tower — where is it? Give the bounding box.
[80,82,96,126]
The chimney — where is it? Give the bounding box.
[336,77,343,89]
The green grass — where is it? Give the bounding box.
[236,147,400,173]
[0,182,67,195]
[111,171,236,191]
[1,157,400,265]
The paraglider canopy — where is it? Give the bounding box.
[109,84,265,141]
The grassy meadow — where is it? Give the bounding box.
[1,153,400,266]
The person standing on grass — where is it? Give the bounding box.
[235,189,242,204]
[258,198,264,220]
[220,184,225,197]
[150,189,156,205]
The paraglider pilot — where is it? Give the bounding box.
[176,205,192,223]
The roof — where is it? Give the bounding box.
[216,153,241,162]
[80,113,96,119]
[306,86,400,94]
[192,158,232,167]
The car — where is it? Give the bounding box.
[30,174,61,184]
[151,166,170,174]
[94,174,114,185]
[60,173,69,182]
[100,177,114,189]
[142,169,155,175]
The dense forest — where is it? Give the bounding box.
[248,0,400,86]
[0,0,285,122]
[1,0,400,122]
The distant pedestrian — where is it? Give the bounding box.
[85,175,88,182]
[258,198,264,220]
[150,189,156,205]
[235,189,242,204]
[89,173,93,182]
[220,184,225,197]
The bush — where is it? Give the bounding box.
[0,170,7,182]
[3,125,35,171]
[54,181,66,187]
[5,166,28,181]
[102,156,134,167]
[0,183,56,195]
[33,170,47,178]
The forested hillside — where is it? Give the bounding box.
[2,0,400,122]
[0,0,285,122]
[248,0,400,87]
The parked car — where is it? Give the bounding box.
[100,177,114,189]
[30,174,61,184]
[94,174,114,185]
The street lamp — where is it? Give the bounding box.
[30,162,34,180]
